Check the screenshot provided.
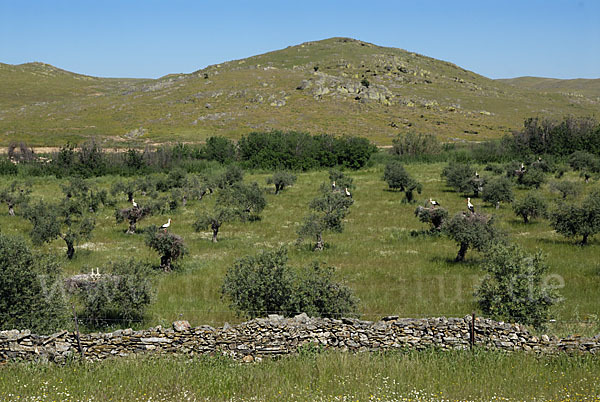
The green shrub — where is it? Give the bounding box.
[391,132,441,157]
[518,167,546,189]
[0,159,18,176]
[204,136,237,163]
[512,193,547,224]
[482,177,514,208]
[512,116,600,156]
[222,248,357,318]
[237,131,375,170]
[329,169,354,190]
[336,136,377,169]
[383,161,422,202]
[549,180,581,199]
[0,234,69,333]
[81,259,154,328]
[475,243,561,329]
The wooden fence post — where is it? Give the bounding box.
[470,311,476,349]
[72,304,84,359]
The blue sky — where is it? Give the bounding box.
[1,0,598,79]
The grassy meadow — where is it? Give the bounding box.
[1,350,599,401]
[0,162,599,334]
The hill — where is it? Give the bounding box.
[0,38,598,146]
[498,76,600,98]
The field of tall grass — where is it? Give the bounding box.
[0,162,598,335]
[1,350,599,401]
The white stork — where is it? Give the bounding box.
[345,187,352,197]
[467,198,475,213]
[520,162,525,171]
[332,181,336,191]
[132,198,138,208]
[90,268,100,280]
[429,198,440,207]
[160,218,172,232]
[475,171,479,178]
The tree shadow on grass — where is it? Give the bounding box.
[506,218,542,226]
[537,237,596,247]
[429,254,483,269]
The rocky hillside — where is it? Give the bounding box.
[1,38,598,146]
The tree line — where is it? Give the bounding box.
[0,131,377,178]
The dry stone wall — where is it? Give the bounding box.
[1,315,599,364]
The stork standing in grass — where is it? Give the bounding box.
[345,187,352,197]
[332,181,336,191]
[467,197,475,213]
[429,198,440,207]
[475,171,479,178]
[160,218,172,232]
[132,198,138,208]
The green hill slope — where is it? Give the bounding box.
[498,76,600,98]
[1,38,598,146]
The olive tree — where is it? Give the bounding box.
[549,180,581,199]
[482,177,514,208]
[115,205,153,234]
[297,185,354,251]
[512,193,548,224]
[222,182,267,221]
[383,161,423,202]
[193,182,265,242]
[209,164,244,190]
[267,171,297,194]
[569,151,600,183]
[441,162,483,196]
[145,226,186,271]
[414,205,448,232]
[442,212,502,262]
[475,243,561,329]
[222,248,357,318]
[193,207,237,243]
[568,151,600,173]
[549,190,600,245]
[0,181,31,216]
[111,179,138,203]
[61,178,111,213]
[329,169,354,190]
[24,199,95,259]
